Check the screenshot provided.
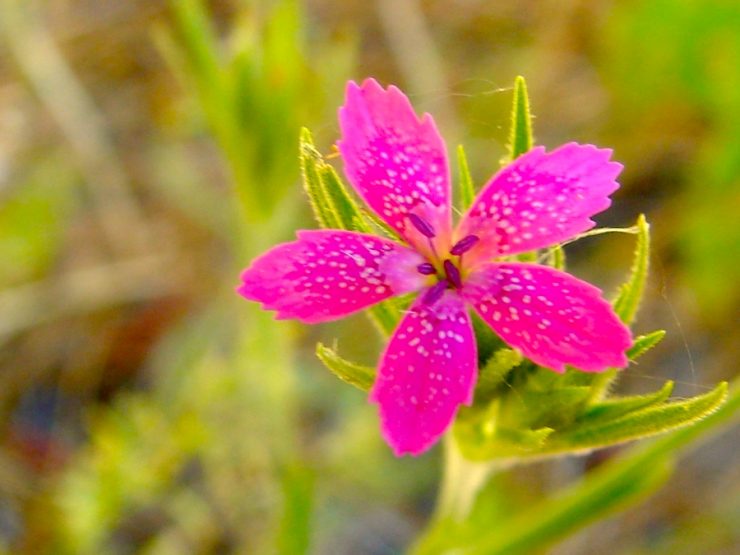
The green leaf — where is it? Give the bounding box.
[359,208,400,240]
[365,300,402,337]
[520,387,593,430]
[315,343,375,391]
[299,127,336,228]
[543,381,728,455]
[613,214,650,324]
[457,145,476,210]
[414,379,740,555]
[549,244,565,271]
[475,348,523,401]
[581,381,674,424]
[299,129,402,335]
[317,163,365,231]
[455,449,673,555]
[507,76,534,162]
[627,330,666,360]
[300,127,367,231]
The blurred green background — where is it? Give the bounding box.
[0,0,738,553]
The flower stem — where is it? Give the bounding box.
[433,435,499,522]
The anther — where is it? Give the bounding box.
[422,281,447,306]
[417,262,437,275]
[408,213,436,238]
[443,260,463,289]
[450,235,479,256]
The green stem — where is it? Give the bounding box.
[433,435,499,522]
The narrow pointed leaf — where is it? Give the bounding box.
[520,387,593,429]
[506,76,533,162]
[457,144,475,210]
[627,330,666,360]
[456,451,673,555]
[415,379,740,555]
[366,300,402,337]
[300,128,368,231]
[475,348,523,400]
[494,426,555,451]
[544,381,727,455]
[581,381,674,424]
[317,163,365,231]
[613,214,650,324]
[359,208,400,239]
[549,244,565,270]
[299,129,401,335]
[300,128,337,228]
[315,342,375,391]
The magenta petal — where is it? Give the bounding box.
[370,292,477,456]
[457,143,623,264]
[462,263,632,373]
[338,79,452,252]
[238,230,425,323]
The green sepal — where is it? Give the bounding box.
[506,76,534,162]
[455,399,554,460]
[627,330,666,361]
[580,381,674,424]
[540,381,728,456]
[474,348,523,401]
[315,342,375,392]
[457,144,476,211]
[612,214,650,324]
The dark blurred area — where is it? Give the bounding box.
[0,0,737,553]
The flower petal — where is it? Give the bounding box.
[457,143,623,264]
[338,79,451,254]
[462,263,632,372]
[370,292,476,456]
[238,230,425,323]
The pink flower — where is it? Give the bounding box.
[238,79,632,456]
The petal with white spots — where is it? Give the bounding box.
[457,143,623,265]
[462,263,632,372]
[370,292,476,456]
[238,230,425,323]
[338,79,452,254]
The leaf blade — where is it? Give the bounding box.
[315,342,375,391]
[507,76,534,162]
[457,144,475,210]
[613,214,650,324]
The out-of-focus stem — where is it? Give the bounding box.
[376,0,461,141]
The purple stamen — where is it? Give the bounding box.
[421,281,447,305]
[408,213,436,238]
[417,262,437,275]
[450,235,480,256]
[443,260,463,289]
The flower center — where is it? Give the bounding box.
[413,228,479,305]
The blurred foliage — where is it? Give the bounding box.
[0,0,737,554]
